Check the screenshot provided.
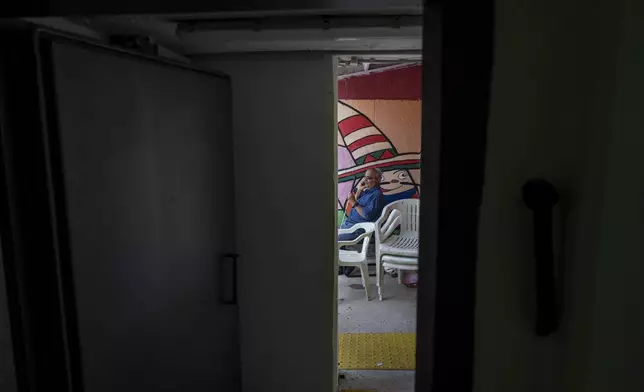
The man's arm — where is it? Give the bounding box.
[348,193,366,218]
[354,192,378,220]
[350,179,367,216]
[353,204,366,218]
[354,181,366,199]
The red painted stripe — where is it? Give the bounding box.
[338,159,421,178]
[347,134,388,152]
[338,115,372,137]
[338,64,422,100]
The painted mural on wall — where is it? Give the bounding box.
[337,100,421,221]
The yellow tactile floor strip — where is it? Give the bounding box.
[338,333,416,370]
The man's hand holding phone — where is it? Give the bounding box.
[357,178,367,192]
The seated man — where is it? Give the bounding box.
[339,168,386,242]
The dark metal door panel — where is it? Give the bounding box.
[44,39,239,392]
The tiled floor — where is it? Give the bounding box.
[338,269,416,392]
[340,370,414,392]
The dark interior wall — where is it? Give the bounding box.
[200,54,337,392]
[3,1,643,391]
[0,263,16,392]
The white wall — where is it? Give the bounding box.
[476,0,643,391]
[198,54,337,392]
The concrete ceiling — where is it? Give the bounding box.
[25,13,422,60]
[11,0,422,17]
[172,14,421,56]
[180,30,421,56]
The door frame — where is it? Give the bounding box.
[416,2,494,391]
[331,2,494,389]
[3,2,495,391]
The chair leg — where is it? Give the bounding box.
[359,262,371,301]
[378,263,384,301]
[376,250,383,301]
[397,269,403,284]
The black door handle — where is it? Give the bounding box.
[219,254,238,305]
[522,179,560,337]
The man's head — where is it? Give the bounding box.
[362,168,382,189]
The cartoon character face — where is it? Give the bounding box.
[380,169,416,195]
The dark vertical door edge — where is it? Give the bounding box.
[416,1,495,391]
[35,33,85,392]
[0,27,72,392]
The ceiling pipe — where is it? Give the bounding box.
[338,59,420,65]
[188,49,422,61]
[174,15,422,34]
[337,62,421,79]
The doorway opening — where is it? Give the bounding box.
[4,7,494,392]
[335,56,422,392]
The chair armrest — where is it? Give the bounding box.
[339,222,374,242]
[338,231,372,247]
[374,206,392,242]
[374,206,390,232]
[338,222,375,235]
[338,222,375,250]
[375,205,402,244]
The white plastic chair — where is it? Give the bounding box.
[338,222,375,301]
[374,199,420,300]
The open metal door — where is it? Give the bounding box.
[0,28,240,392]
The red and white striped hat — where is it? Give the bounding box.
[337,101,420,183]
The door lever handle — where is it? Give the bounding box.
[522,179,560,337]
[220,254,238,305]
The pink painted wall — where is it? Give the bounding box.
[338,64,422,100]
